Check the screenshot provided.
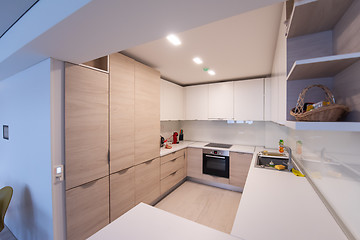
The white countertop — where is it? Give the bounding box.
[88,203,243,240]
[161,141,255,155]
[230,147,347,240]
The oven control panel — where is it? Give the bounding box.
[203,148,229,157]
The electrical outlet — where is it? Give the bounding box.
[3,125,9,140]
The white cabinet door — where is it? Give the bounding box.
[234,79,264,121]
[160,79,184,120]
[184,85,208,120]
[208,82,234,119]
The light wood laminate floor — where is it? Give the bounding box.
[155,181,241,233]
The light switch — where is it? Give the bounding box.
[54,165,64,181]
[3,125,9,140]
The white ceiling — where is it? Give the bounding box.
[0,0,38,38]
[124,3,283,86]
[0,0,285,81]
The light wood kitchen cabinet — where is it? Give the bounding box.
[161,168,185,194]
[160,149,185,164]
[66,176,109,240]
[233,79,264,121]
[160,79,184,120]
[186,148,203,179]
[135,157,160,205]
[109,53,135,173]
[161,155,185,180]
[134,62,160,165]
[65,63,109,190]
[208,81,234,119]
[110,167,135,222]
[229,152,252,188]
[184,84,208,120]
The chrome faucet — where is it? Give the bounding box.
[283,145,293,171]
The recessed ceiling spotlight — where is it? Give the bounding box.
[193,57,203,64]
[208,70,216,76]
[166,34,181,46]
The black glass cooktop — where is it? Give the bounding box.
[205,143,232,149]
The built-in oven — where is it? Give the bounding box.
[203,149,229,178]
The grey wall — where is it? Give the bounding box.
[0,59,54,240]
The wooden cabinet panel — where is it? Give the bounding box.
[161,155,185,180]
[66,176,109,240]
[65,63,109,190]
[135,158,160,205]
[202,174,230,185]
[160,149,185,164]
[186,148,203,179]
[230,152,252,188]
[160,168,185,195]
[134,62,160,165]
[109,53,135,173]
[208,82,234,119]
[110,167,135,222]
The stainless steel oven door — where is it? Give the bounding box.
[202,153,229,178]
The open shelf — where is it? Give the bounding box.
[287,52,360,81]
[287,0,353,38]
[285,121,360,132]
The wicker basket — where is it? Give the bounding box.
[290,84,349,122]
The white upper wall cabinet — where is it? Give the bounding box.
[160,80,184,120]
[233,79,264,121]
[185,84,208,120]
[208,82,234,119]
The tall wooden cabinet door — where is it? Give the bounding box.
[110,167,135,222]
[229,152,252,188]
[109,53,135,173]
[65,63,109,190]
[135,158,160,205]
[66,176,109,240]
[187,148,203,179]
[134,62,160,165]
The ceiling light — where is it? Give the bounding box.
[166,34,181,46]
[193,57,203,64]
[208,70,216,76]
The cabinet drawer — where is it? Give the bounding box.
[110,167,135,222]
[135,158,160,205]
[161,168,185,195]
[161,155,185,179]
[202,174,229,185]
[66,176,109,240]
[160,149,185,164]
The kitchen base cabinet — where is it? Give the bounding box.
[186,148,203,179]
[110,167,135,222]
[230,152,252,188]
[66,176,109,240]
[202,174,230,185]
[161,168,185,194]
[135,158,160,205]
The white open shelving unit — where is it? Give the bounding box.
[285,0,360,132]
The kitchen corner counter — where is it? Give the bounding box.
[88,203,243,240]
[230,147,347,240]
[160,141,194,156]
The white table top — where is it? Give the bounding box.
[230,147,347,240]
[88,203,243,240]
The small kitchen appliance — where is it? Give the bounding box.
[160,135,165,147]
[203,149,229,178]
[172,132,178,144]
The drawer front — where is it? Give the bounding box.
[160,149,185,164]
[66,176,109,240]
[135,157,160,205]
[202,174,230,185]
[161,168,185,195]
[161,155,185,179]
[110,167,135,222]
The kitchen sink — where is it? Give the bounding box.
[256,156,289,170]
